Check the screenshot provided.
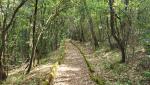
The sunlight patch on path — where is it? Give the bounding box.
[54,42,95,85]
[58,64,81,72]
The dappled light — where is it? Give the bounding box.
[0,0,150,85]
[54,42,95,85]
[57,65,81,72]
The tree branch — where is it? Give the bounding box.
[4,0,28,33]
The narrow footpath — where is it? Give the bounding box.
[54,42,95,85]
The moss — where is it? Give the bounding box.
[91,75,105,85]
[71,41,105,85]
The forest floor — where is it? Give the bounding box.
[2,40,95,85]
[2,45,64,85]
[2,40,150,85]
[54,41,95,85]
[74,41,150,85]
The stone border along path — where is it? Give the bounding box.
[54,42,96,85]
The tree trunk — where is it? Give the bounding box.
[82,0,99,48]
[79,26,85,42]
[108,0,126,63]
[0,0,28,80]
[88,16,99,48]
[79,15,85,42]
[107,33,113,49]
[119,44,126,63]
[0,32,7,81]
[106,16,113,49]
[26,0,38,74]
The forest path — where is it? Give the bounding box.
[54,41,95,85]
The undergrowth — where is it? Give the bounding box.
[2,39,66,85]
[74,41,149,85]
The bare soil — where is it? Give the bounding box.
[54,42,95,85]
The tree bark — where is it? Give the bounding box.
[0,0,28,80]
[108,0,126,63]
[88,16,99,48]
[26,0,38,74]
[0,32,7,81]
[79,14,85,42]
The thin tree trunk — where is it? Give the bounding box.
[120,44,126,62]
[0,0,28,80]
[0,32,7,81]
[108,0,126,63]
[106,17,113,49]
[26,0,38,74]
[81,0,98,48]
[88,16,99,48]
[79,15,85,42]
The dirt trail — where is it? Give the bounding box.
[54,42,95,85]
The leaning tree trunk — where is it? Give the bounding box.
[26,0,38,74]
